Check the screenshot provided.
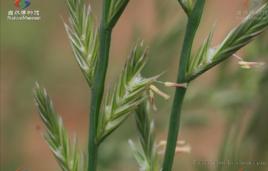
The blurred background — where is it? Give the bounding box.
[1,0,268,171]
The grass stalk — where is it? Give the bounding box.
[88,1,112,171]
[162,1,206,170]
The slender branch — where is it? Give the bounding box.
[88,1,112,171]
[162,1,206,170]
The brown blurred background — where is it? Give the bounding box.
[1,0,268,171]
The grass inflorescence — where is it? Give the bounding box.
[34,0,268,171]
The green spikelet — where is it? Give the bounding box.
[187,3,268,81]
[65,0,99,87]
[97,43,157,143]
[34,83,86,171]
[129,102,159,171]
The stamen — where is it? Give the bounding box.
[150,85,170,100]
[149,90,158,111]
[233,54,244,61]
[233,54,265,69]
[177,140,186,145]
[238,61,265,69]
[175,144,191,154]
[164,82,188,88]
[157,140,191,154]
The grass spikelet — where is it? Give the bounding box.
[97,43,157,143]
[129,102,159,171]
[34,83,85,171]
[187,3,268,81]
[65,0,99,87]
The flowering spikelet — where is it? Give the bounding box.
[187,3,268,81]
[65,0,99,87]
[97,43,157,143]
[129,102,159,171]
[34,83,86,171]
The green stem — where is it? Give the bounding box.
[162,88,187,171]
[88,1,112,171]
[162,1,205,170]
[87,0,130,169]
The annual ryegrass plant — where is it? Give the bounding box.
[34,0,268,171]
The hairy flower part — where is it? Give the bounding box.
[186,3,268,81]
[65,0,99,87]
[34,83,86,171]
[129,102,159,171]
[178,0,194,16]
[97,43,157,143]
[106,0,129,28]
